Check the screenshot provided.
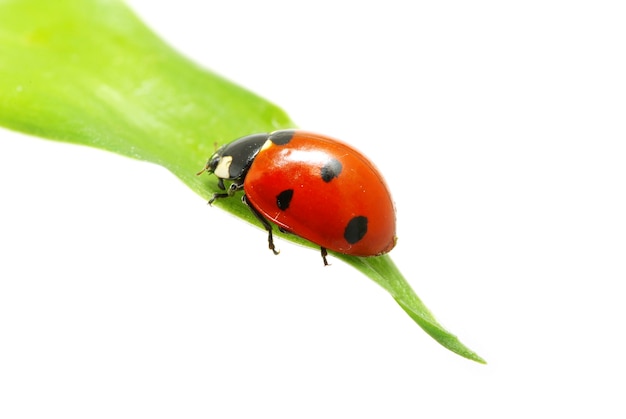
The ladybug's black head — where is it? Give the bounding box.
[207,148,226,174]
[196,146,225,177]
[197,133,270,181]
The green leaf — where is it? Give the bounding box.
[0,0,485,363]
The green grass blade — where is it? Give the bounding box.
[338,254,486,363]
[0,0,485,363]
[0,0,294,200]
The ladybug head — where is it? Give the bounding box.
[197,133,270,180]
[196,146,226,177]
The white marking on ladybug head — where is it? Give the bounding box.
[214,155,233,179]
[260,139,273,152]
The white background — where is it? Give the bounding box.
[1,1,625,417]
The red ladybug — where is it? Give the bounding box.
[197,130,396,265]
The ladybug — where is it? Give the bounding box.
[197,129,396,265]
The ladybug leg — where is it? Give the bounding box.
[242,194,280,256]
[320,247,329,266]
[208,181,242,205]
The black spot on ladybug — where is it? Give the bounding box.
[320,158,342,182]
[276,189,294,210]
[344,216,368,244]
[269,130,295,146]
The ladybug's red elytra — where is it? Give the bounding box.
[197,129,396,265]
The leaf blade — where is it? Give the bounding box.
[0,0,485,363]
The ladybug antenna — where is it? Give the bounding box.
[196,158,212,176]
